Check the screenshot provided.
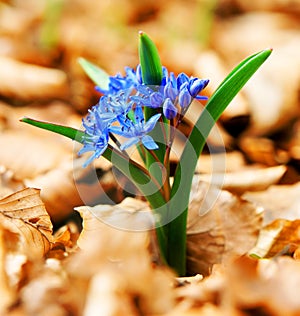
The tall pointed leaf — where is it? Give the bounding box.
[167,48,272,276]
[78,57,109,90]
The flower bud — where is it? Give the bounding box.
[178,84,192,109]
[188,78,209,98]
[163,98,178,119]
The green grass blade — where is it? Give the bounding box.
[20,117,86,143]
[78,57,109,89]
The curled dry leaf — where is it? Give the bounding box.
[170,256,300,315]
[21,258,80,316]
[0,165,25,199]
[224,256,300,315]
[200,165,286,195]
[0,188,53,260]
[0,131,70,180]
[250,219,300,259]
[0,56,69,100]
[0,225,17,314]
[75,197,153,244]
[239,136,290,166]
[243,182,300,225]
[245,184,300,258]
[187,178,263,275]
[213,12,300,136]
[70,198,175,315]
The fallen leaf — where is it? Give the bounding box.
[225,256,300,315]
[76,198,149,239]
[0,165,25,199]
[239,136,290,166]
[0,131,70,180]
[21,258,78,316]
[0,225,17,314]
[0,56,69,100]
[250,219,300,258]
[0,188,53,259]
[200,165,287,195]
[69,198,175,315]
[243,182,300,225]
[187,178,263,275]
[213,12,300,136]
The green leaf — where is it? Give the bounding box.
[20,116,168,259]
[78,57,109,90]
[138,31,162,86]
[138,32,166,187]
[20,117,86,143]
[20,117,166,207]
[167,48,272,276]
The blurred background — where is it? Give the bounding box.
[0,0,299,223]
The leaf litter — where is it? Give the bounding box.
[1,0,300,315]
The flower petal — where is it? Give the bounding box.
[120,137,140,150]
[144,113,161,133]
[142,135,159,150]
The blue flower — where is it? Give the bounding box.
[79,108,110,167]
[79,63,209,166]
[95,66,142,95]
[110,106,161,150]
[188,78,209,99]
[133,70,209,117]
[178,82,192,110]
[163,98,177,120]
[98,89,133,123]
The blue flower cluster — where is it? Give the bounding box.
[79,66,209,166]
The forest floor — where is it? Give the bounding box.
[1,1,300,315]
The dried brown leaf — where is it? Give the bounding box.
[21,258,79,316]
[200,165,286,195]
[74,198,155,269]
[24,158,87,222]
[0,188,53,259]
[0,225,17,314]
[239,136,290,166]
[187,178,263,275]
[196,151,246,174]
[0,166,25,199]
[0,131,70,180]
[0,56,69,100]
[250,219,300,258]
[243,182,300,225]
[70,198,175,315]
[225,256,300,315]
[213,13,300,136]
